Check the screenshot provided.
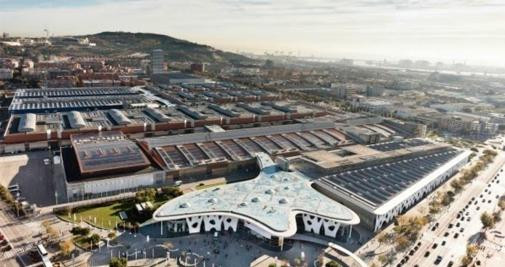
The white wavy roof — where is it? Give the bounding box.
[153,153,359,237]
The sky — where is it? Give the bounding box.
[1,0,505,66]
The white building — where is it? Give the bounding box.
[151,153,360,247]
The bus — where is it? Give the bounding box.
[37,244,53,267]
[36,244,48,258]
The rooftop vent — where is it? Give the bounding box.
[179,203,190,208]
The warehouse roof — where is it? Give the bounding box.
[71,131,151,176]
[314,146,465,211]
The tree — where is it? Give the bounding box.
[493,211,502,223]
[325,261,341,267]
[394,235,410,251]
[377,232,390,244]
[461,255,473,266]
[498,197,505,210]
[450,179,463,192]
[160,186,183,200]
[71,226,90,236]
[466,244,478,258]
[59,239,75,257]
[89,233,100,247]
[135,188,156,203]
[109,257,127,267]
[46,225,59,243]
[481,212,495,230]
[108,232,116,239]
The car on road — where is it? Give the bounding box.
[448,223,453,228]
[434,256,443,265]
[454,233,459,238]
[441,240,446,246]
[456,222,460,227]
[467,217,471,221]
[488,200,492,203]
[7,184,19,191]
[444,232,449,237]
[460,228,464,233]
[424,251,430,257]
[43,158,50,165]
[477,207,481,211]
[447,261,454,267]
[409,250,415,256]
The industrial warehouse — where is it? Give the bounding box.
[290,139,470,231]
[2,86,327,153]
[149,138,469,244]
[56,131,165,200]
[2,85,471,242]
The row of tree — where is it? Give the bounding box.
[0,185,25,216]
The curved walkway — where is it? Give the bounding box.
[291,234,367,267]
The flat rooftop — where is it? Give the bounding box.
[367,139,431,152]
[70,131,151,177]
[314,146,462,210]
[141,122,352,171]
[8,86,149,113]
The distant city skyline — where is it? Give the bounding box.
[1,0,505,67]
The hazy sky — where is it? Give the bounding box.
[1,0,505,66]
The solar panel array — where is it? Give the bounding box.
[156,128,349,171]
[318,147,461,208]
[75,140,150,174]
[9,95,147,113]
[9,87,147,113]
[15,87,137,98]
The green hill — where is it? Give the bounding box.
[78,31,251,64]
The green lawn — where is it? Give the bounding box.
[59,199,166,230]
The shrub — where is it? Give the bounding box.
[109,257,127,267]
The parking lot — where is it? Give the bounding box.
[0,151,57,207]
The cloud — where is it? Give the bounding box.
[0,0,504,66]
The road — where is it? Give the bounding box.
[405,150,505,266]
[0,202,39,267]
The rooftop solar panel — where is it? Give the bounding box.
[320,148,460,208]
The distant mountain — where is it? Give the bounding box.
[76,31,252,64]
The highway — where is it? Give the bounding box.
[404,148,505,267]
